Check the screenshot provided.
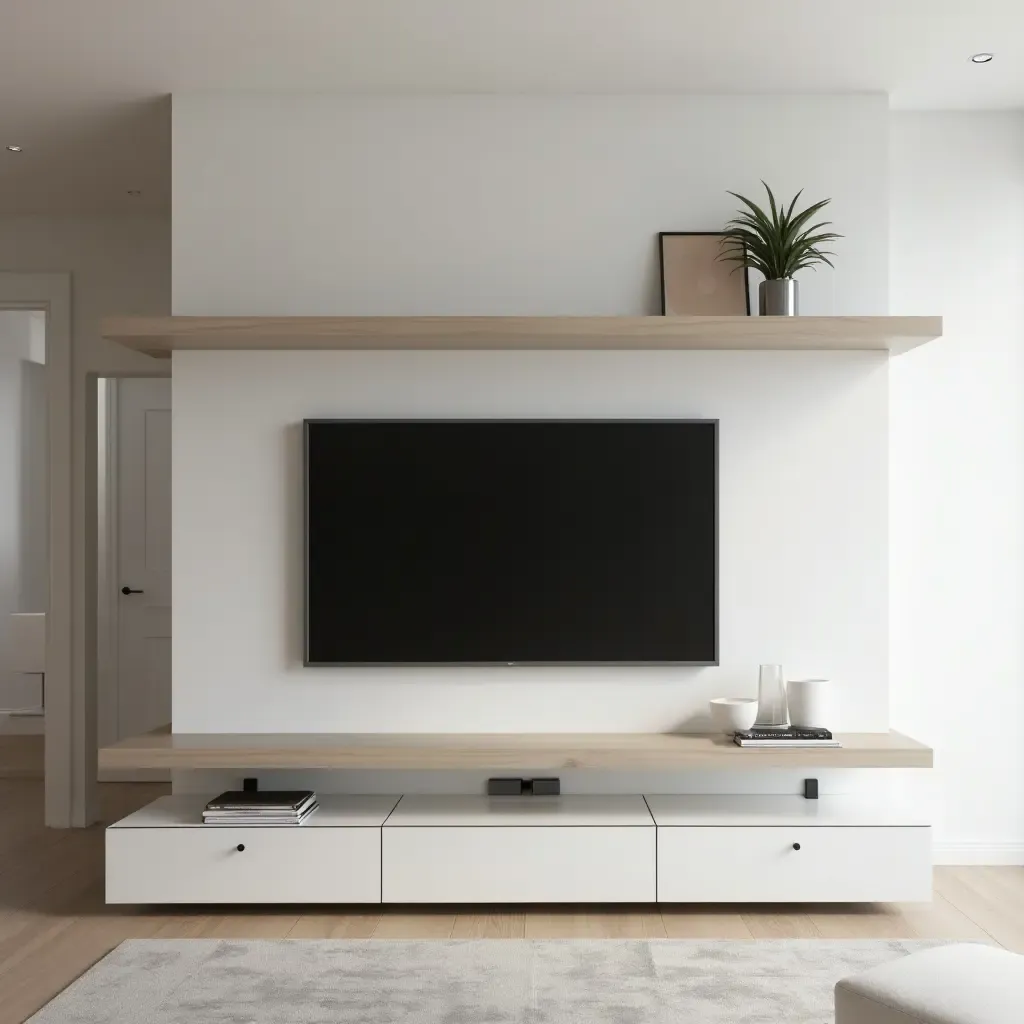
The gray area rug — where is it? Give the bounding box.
[29,938,945,1024]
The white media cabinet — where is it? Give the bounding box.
[102,730,933,905]
[105,737,937,905]
[106,792,932,906]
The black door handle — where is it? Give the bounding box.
[236,844,245,852]
[121,587,144,595]
[792,842,801,851]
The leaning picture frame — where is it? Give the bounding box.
[658,231,751,316]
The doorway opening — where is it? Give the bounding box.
[0,311,47,776]
[97,378,171,782]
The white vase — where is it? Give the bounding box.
[787,678,833,729]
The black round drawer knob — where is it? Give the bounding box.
[236,843,245,852]
[792,842,801,851]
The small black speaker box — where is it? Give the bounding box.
[487,777,524,796]
[531,777,561,796]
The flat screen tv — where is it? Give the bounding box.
[304,420,718,665]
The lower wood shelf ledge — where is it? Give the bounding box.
[97,730,932,771]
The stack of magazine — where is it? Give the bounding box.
[202,790,319,826]
[734,727,840,748]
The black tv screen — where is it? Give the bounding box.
[304,420,717,665]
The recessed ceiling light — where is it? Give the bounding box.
[971,52,994,63]
[6,145,22,153]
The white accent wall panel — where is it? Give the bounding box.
[169,94,891,782]
[171,347,889,733]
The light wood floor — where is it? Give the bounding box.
[1,778,1023,1024]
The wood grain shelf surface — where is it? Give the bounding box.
[98,730,932,771]
[102,315,942,358]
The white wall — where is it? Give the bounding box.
[171,93,893,739]
[172,93,888,317]
[174,349,889,733]
[171,93,893,743]
[890,112,1024,862]
[0,311,46,724]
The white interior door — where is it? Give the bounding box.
[115,378,172,745]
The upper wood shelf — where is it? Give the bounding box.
[102,315,942,358]
[98,730,932,771]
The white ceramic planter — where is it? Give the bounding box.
[786,678,833,729]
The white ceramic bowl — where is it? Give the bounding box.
[709,697,758,734]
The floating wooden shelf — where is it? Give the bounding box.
[102,315,942,358]
[98,730,932,771]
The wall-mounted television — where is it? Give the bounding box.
[304,419,718,665]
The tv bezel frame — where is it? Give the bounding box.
[303,418,720,667]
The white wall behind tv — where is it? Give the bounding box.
[173,348,889,733]
[170,92,892,735]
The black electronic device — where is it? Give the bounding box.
[487,778,525,796]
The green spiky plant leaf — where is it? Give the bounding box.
[719,182,842,280]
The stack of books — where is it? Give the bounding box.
[733,727,840,748]
[202,790,319,826]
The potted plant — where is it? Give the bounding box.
[719,182,842,316]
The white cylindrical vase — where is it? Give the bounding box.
[786,678,833,729]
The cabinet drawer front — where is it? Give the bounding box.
[106,827,381,903]
[658,827,931,903]
[383,826,656,903]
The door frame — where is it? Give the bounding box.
[0,274,72,827]
[97,378,120,758]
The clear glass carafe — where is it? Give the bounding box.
[753,663,789,728]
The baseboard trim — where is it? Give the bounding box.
[934,842,1024,866]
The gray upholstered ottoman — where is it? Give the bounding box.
[835,943,1024,1024]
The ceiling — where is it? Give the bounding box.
[0,0,1021,214]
